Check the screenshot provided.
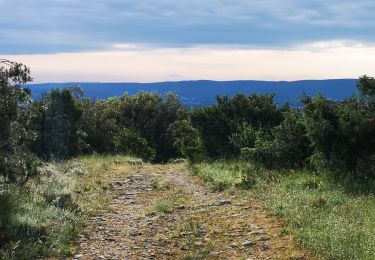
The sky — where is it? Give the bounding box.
[1,0,375,82]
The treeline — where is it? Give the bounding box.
[2,60,375,182]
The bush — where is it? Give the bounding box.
[229,122,256,152]
[181,135,207,163]
[241,111,310,169]
[191,94,283,158]
[114,128,155,160]
[30,88,85,160]
[80,98,121,154]
[303,93,375,177]
[0,59,38,181]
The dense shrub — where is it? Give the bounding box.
[80,98,121,153]
[0,60,38,181]
[117,92,188,161]
[3,58,375,179]
[191,94,283,158]
[31,88,84,160]
[114,128,155,160]
[302,93,375,176]
[78,92,189,161]
[229,122,257,153]
[241,111,310,169]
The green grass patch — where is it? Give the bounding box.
[191,160,256,191]
[0,166,84,259]
[152,200,174,214]
[150,178,171,190]
[151,186,188,215]
[0,154,136,259]
[193,161,375,260]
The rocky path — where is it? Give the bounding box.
[74,162,307,259]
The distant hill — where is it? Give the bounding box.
[26,79,358,107]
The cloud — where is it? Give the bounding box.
[4,40,375,82]
[1,0,375,54]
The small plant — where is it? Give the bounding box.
[178,218,212,259]
[302,178,321,189]
[150,179,170,190]
[279,228,290,237]
[312,196,327,208]
[209,180,229,192]
[153,200,173,214]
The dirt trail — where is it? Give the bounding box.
[75,163,307,259]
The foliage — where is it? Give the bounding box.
[191,93,283,158]
[114,128,155,160]
[31,87,84,160]
[229,122,257,152]
[241,110,310,169]
[302,94,375,176]
[117,92,188,161]
[80,98,121,154]
[167,119,207,163]
[80,92,188,161]
[357,75,375,110]
[0,59,38,181]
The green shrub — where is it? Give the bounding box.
[191,93,283,158]
[303,93,375,177]
[0,60,38,181]
[152,200,173,214]
[114,128,155,160]
[181,135,207,163]
[241,111,310,169]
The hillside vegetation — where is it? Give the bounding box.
[1,60,375,259]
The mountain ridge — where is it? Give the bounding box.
[27,79,358,107]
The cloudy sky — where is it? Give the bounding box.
[1,0,375,82]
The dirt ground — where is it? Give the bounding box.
[74,162,308,259]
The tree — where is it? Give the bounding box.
[31,88,84,159]
[0,59,37,181]
[191,93,283,158]
[114,128,155,160]
[241,110,310,169]
[117,92,188,161]
[357,76,375,109]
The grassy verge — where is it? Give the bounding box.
[0,154,134,259]
[192,161,375,260]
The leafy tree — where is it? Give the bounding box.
[117,92,188,161]
[302,93,375,176]
[242,110,310,169]
[229,122,257,153]
[191,94,283,158]
[31,88,84,159]
[166,119,207,162]
[80,97,121,154]
[357,75,375,110]
[114,128,155,160]
[0,59,38,181]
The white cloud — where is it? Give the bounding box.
[3,40,375,83]
[1,0,375,54]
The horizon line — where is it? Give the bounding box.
[26,78,358,85]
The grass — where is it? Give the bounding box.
[0,154,135,259]
[192,161,375,260]
[152,200,174,214]
[190,161,247,191]
[0,164,84,259]
[150,178,171,190]
[151,186,188,215]
[178,217,213,259]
